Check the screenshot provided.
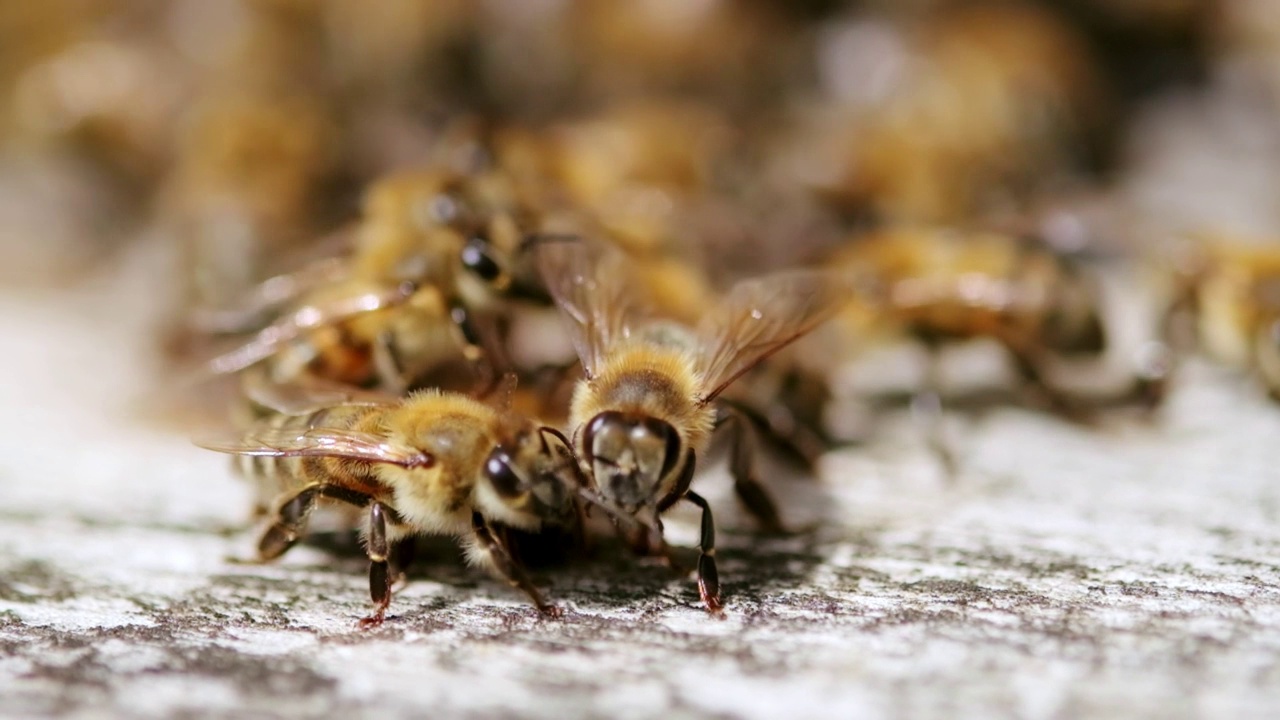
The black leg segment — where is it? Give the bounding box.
[684,491,723,613]
[359,502,394,628]
[721,409,788,534]
[470,512,561,617]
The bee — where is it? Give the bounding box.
[823,225,1166,440]
[1159,239,1280,402]
[166,90,344,314]
[536,240,850,612]
[544,100,738,257]
[776,3,1107,224]
[566,0,805,108]
[195,164,553,397]
[10,37,188,195]
[198,384,584,626]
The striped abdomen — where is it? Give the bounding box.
[235,405,384,513]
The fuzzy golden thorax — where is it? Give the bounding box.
[372,393,497,536]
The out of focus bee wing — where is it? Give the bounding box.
[199,282,418,377]
[187,256,351,335]
[242,371,400,415]
[534,240,640,378]
[694,269,852,404]
[196,426,431,467]
[476,372,520,412]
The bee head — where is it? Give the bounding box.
[582,411,683,513]
[460,228,512,290]
[1043,264,1106,357]
[478,427,578,525]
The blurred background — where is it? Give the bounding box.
[2,0,1276,287]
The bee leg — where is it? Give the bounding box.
[717,397,826,474]
[1005,345,1092,423]
[720,409,789,535]
[912,345,958,481]
[372,331,409,396]
[626,517,687,573]
[470,512,562,618]
[683,491,724,614]
[359,502,393,629]
[769,367,838,469]
[448,301,498,395]
[1127,289,1196,412]
[1129,339,1177,413]
[389,538,417,590]
[253,485,321,562]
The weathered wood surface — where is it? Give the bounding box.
[2,258,1280,720]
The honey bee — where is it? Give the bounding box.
[824,225,1162,433]
[1158,239,1280,402]
[198,384,584,626]
[536,240,850,612]
[777,3,1107,224]
[543,100,738,256]
[166,91,344,314]
[565,0,806,107]
[195,164,554,397]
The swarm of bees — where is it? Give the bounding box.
[11,0,1280,624]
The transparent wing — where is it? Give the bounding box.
[187,256,351,335]
[200,281,418,377]
[534,239,641,378]
[694,269,852,403]
[241,369,400,416]
[196,424,431,467]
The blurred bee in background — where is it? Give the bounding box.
[161,0,355,316]
[0,2,194,282]
[166,92,345,312]
[530,100,842,322]
[537,240,850,612]
[191,157,561,404]
[8,31,190,197]
[564,0,809,110]
[320,0,477,109]
[199,382,586,626]
[0,1,120,141]
[1158,238,1280,403]
[540,100,740,257]
[773,2,1110,225]
[821,225,1165,469]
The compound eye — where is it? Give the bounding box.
[583,411,622,465]
[644,418,682,478]
[484,449,524,498]
[461,235,503,283]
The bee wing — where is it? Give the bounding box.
[534,239,641,378]
[187,256,351,335]
[241,370,400,415]
[200,281,418,377]
[694,269,852,404]
[196,425,431,467]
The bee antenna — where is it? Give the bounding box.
[539,425,574,449]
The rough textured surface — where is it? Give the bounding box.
[4,247,1280,720]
